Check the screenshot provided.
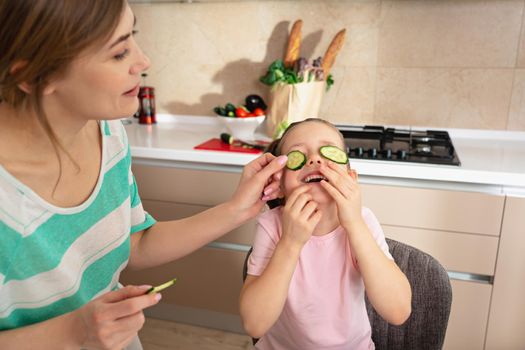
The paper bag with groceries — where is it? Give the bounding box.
[260,20,346,138]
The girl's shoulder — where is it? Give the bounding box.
[256,207,283,230]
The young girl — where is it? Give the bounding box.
[240,118,412,349]
[0,1,286,349]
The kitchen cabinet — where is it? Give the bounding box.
[120,165,252,332]
[484,196,525,350]
[121,164,522,349]
[360,184,504,350]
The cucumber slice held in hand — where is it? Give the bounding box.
[320,146,348,164]
[286,150,307,170]
[146,278,177,294]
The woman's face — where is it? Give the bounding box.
[279,121,348,205]
[47,4,150,120]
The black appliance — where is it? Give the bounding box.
[336,125,461,166]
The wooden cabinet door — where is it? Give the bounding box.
[485,197,525,350]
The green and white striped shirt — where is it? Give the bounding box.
[0,120,156,330]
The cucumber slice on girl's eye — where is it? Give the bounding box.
[320,146,348,164]
[286,150,307,170]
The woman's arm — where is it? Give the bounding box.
[0,285,160,350]
[127,153,287,270]
[0,311,82,350]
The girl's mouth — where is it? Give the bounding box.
[303,174,328,183]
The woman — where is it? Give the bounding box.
[0,1,286,349]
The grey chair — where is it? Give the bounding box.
[242,238,453,350]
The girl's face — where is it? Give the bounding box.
[279,121,348,204]
[46,5,150,121]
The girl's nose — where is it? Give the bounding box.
[307,155,323,166]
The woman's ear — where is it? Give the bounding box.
[10,61,31,94]
[10,61,55,96]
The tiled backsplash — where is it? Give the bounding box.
[131,0,525,131]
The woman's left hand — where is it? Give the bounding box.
[231,153,287,220]
[319,161,362,228]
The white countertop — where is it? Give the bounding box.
[125,114,525,196]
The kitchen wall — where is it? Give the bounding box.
[131,0,525,131]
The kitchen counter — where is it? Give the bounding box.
[124,114,525,196]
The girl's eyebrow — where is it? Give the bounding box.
[286,142,305,150]
[109,16,137,49]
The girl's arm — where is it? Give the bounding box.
[344,220,411,325]
[240,186,321,338]
[320,162,411,325]
[127,154,287,270]
[240,239,302,338]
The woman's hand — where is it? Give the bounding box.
[75,285,160,350]
[231,153,287,220]
[281,186,322,248]
[320,162,362,229]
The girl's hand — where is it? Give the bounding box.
[75,285,161,350]
[320,162,362,229]
[281,186,322,248]
[231,153,287,220]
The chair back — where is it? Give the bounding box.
[367,238,452,350]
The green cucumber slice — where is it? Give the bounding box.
[286,150,306,170]
[146,278,177,294]
[320,146,348,164]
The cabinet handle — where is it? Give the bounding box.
[206,241,251,252]
[447,271,493,284]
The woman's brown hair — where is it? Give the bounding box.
[0,0,126,193]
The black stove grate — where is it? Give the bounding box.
[336,125,461,166]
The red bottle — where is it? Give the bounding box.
[138,86,156,124]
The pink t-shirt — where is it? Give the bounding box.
[247,206,393,350]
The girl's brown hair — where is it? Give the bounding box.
[0,0,126,193]
[266,118,345,157]
[265,118,346,208]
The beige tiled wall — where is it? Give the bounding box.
[131,0,525,131]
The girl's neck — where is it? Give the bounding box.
[312,201,340,236]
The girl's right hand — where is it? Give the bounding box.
[281,186,322,248]
[75,285,161,350]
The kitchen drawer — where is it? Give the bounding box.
[384,225,498,276]
[121,247,246,315]
[133,165,241,206]
[142,199,256,245]
[443,280,492,350]
[361,184,504,236]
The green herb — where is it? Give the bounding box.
[260,60,299,86]
[326,74,334,91]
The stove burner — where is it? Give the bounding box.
[336,125,461,166]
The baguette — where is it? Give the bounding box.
[283,20,303,68]
[321,29,346,77]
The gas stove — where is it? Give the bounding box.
[336,125,461,166]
